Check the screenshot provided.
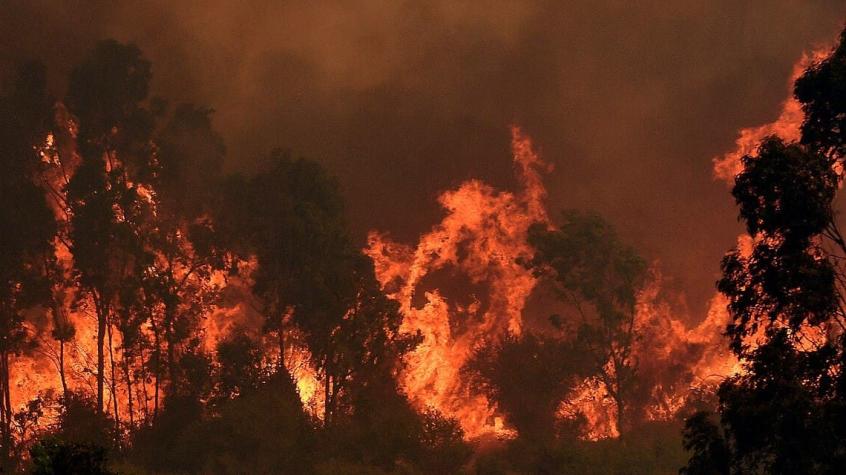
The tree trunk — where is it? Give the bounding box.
[0,351,10,467]
[278,324,286,372]
[613,391,626,437]
[95,294,106,414]
[107,319,120,431]
[124,349,134,429]
[324,363,332,425]
[610,357,628,437]
[165,304,177,393]
[52,299,68,397]
[150,317,161,418]
[59,339,67,397]
[139,351,149,422]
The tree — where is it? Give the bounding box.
[220,152,348,369]
[194,374,314,474]
[155,103,226,219]
[464,332,589,442]
[144,103,228,417]
[220,152,417,423]
[795,28,846,160]
[679,411,729,475]
[214,329,265,401]
[525,210,647,435]
[685,139,846,473]
[718,139,839,353]
[683,27,846,473]
[65,39,156,419]
[301,253,418,423]
[416,409,471,473]
[0,62,57,467]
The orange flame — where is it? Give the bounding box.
[367,127,737,440]
[713,46,832,183]
[9,116,324,436]
[366,126,549,438]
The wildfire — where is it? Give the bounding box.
[713,46,832,182]
[366,126,548,438]
[8,109,325,434]
[367,126,737,440]
[15,60,823,441]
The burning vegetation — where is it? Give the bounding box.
[2,18,846,475]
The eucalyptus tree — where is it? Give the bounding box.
[64,40,157,418]
[683,27,846,474]
[0,62,57,467]
[525,210,647,435]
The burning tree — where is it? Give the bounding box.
[143,103,229,416]
[219,152,349,376]
[58,41,231,432]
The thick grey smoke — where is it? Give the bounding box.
[3,0,845,319]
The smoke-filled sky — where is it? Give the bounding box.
[3,1,846,320]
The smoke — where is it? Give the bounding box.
[4,0,845,320]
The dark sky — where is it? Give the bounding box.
[3,1,846,320]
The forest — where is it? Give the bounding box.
[2,11,846,475]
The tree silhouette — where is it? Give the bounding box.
[65,40,156,418]
[0,62,57,468]
[525,210,647,435]
[683,27,846,473]
[796,28,846,160]
[219,152,348,375]
[219,152,418,423]
[214,329,265,401]
[144,103,228,417]
[303,253,418,423]
[465,332,589,443]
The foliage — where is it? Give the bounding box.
[525,210,647,434]
[795,28,846,159]
[0,61,57,469]
[475,420,687,475]
[220,153,419,422]
[683,25,846,474]
[214,329,266,401]
[64,40,158,417]
[679,412,728,475]
[30,436,114,475]
[465,332,590,442]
